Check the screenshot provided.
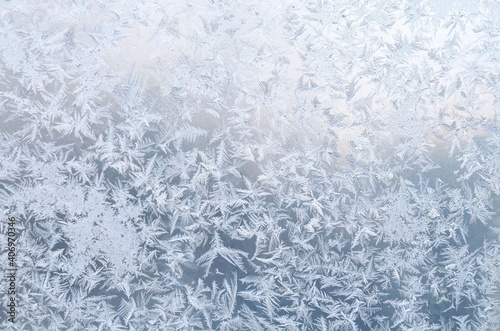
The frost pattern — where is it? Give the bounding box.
[0,0,499,330]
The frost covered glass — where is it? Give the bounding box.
[1,0,499,330]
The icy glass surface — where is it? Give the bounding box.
[0,0,499,330]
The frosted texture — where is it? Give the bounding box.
[1,0,499,330]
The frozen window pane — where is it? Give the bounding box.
[1,1,499,330]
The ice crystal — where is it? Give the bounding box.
[0,0,499,330]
